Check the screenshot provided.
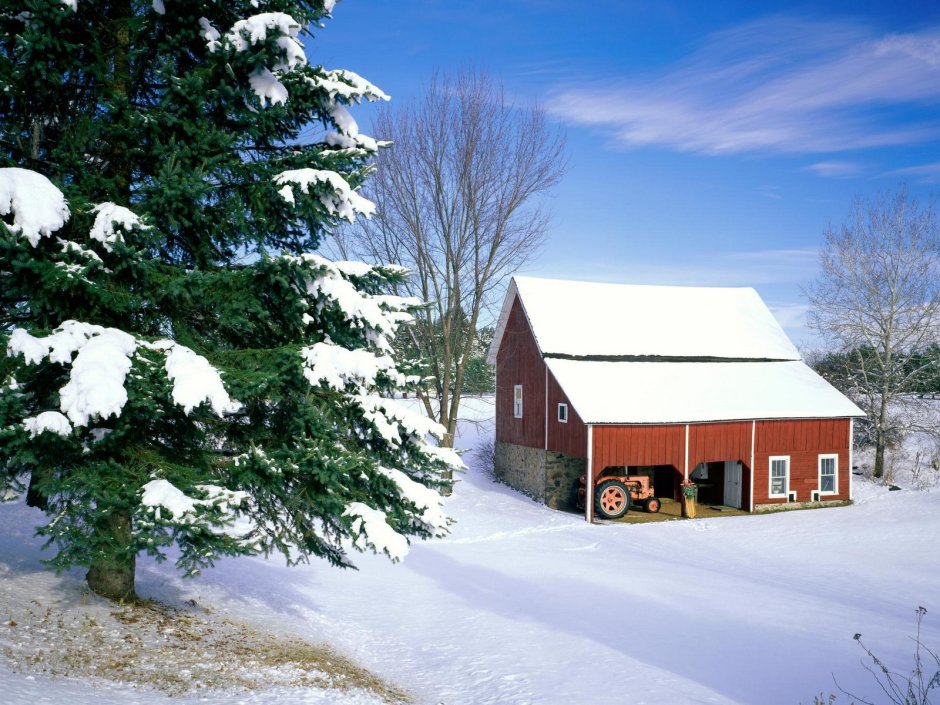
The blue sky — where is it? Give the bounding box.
[314,1,940,349]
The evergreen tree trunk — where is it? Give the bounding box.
[86,507,136,600]
[82,0,138,602]
[25,470,49,510]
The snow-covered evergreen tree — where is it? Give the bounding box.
[0,1,459,599]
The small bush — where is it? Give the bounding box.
[474,434,497,480]
[817,606,940,705]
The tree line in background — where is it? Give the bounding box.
[393,323,496,398]
[807,188,940,479]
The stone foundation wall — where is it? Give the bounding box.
[495,442,546,502]
[545,451,587,510]
[755,499,851,513]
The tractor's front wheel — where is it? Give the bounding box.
[644,497,661,514]
[595,479,630,520]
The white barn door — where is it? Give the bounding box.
[724,461,742,508]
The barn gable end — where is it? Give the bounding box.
[493,294,589,509]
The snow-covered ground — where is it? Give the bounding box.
[3,395,940,705]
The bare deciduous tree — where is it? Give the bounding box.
[332,70,565,448]
[807,188,940,478]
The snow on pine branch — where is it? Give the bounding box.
[10,322,136,427]
[306,68,389,152]
[150,341,243,416]
[377,466,449,535]
[0,168,70,247]
[250,69,289,107]
[7,322,241,433]
[310,69,390,104]
[90,202,148,251]
[300,342,407,392]
[23,411,72,438]
[274,169,375,221]
[58,329,137,426]
[328,102,358,137]
[419,443,467,472]
[222,12,306,70]
[58,239,103,263]
[198,17,221,42]
[140,479,248,526]
[0,167,149,259]
[343,502,409,561]
[324,131,379,154]
[211,13,307,108]
[352,394,447,446]
[284,254,418,352]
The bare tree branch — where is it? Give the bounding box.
[807,187,940,478]
[329,69,566,449]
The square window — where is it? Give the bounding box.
[557,403,568,423]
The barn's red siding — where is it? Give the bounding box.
[547,369,587,458]
[592,425,686,473]
[687,421,751,468]
[754,418,851,505]
[588,418,851,512]
[688,421,754,511]
[495,295,545,448]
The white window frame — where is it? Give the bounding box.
[513,384,523,418]
[769,455,790,499]
[818,454,838,496]
[557,403,568,423]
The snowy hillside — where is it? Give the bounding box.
[2,395,940,705]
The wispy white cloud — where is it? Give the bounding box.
[883,160,940,182]
[548,16,940,155]
[805,161,865,178]
[757,185,783,199]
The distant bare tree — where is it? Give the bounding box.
[333,70,565,448]
[807,188,940,478]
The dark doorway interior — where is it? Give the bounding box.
[650,464,682,501]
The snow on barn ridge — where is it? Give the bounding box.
[487,275,802,363]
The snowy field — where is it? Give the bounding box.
[2,395,940,705]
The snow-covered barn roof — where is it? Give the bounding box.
[546,359,864,424]
[486,276,801,364]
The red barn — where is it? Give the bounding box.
[486,276,863,521]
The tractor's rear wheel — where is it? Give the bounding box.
[644,497,661,514]
[595,479,630,519]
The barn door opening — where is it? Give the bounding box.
[690,460,744,507]
[723,460,743,509]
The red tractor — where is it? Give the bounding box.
[577,471,661,519]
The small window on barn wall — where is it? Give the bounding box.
[818,454,838,495]
[513,385,523,418]
[557,403,568,423]
[769,456,789,498]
